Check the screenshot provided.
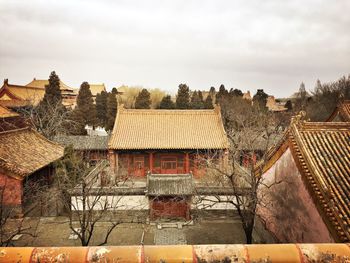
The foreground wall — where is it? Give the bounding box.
[258,148,334,243]
[0,173,23,215]
[1,244,350,262]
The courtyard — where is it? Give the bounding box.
[7,215,273,247]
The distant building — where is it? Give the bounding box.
[258,113,349,242]
[54,135,109,165]
[0,123,63,217]
[242,91,252,101]
[26,78,77,108]
[266,96,287,112]
[89,84,107,101]
[0,79,45,108]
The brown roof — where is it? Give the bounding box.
[261,114,350,242]
[26,79,74,92]
[109,106,229,150]
[0,105,19,118]
[147,174,193,196]
[0,128,64,178]
[89,84,106,97]
[326,100,350,122]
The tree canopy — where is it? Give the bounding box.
[135,89,151,109]
[159,95,175,109]
[106,92,118,131]
[176,84,190,109]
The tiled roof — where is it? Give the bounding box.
[147,174,193,196]
[261,114,350,242]
[0,105,19,118]
[53,135,109,150]
[0,82,45,106]
[89,84,106,97]
[26,79,74,92]
[327,100,350,122]
[0,128,64,178]
[109,106,229,150]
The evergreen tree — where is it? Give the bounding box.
[230,88,243,97]
[95,91,108,127]
[209,86,216,94]
[191,90,204,109]
[74,82,97,130]
[135,89,151,109]
[42,71,62,106]
[106,92,118,131]
[176,83,190,109]
[252,89,268,111]
[204,95,214,109]
[111,87,118,95]
[215,84,228,105]
[159,95,175,109]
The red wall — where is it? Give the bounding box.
[0,173,22,206]
[150,197,190,220]
[258,148,334,243]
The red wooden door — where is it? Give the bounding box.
[134,156,145,177]
[161,157,177,174]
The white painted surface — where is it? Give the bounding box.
[71,195,149,211]
[191,195,237,210]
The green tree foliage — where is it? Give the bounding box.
[209,86,216,94]
[252,89,268,111]
[204,94,214,109]
[306,75,350,121]
[159,95,175,109]
[111,87,118,95]
[106,92,118,131]
[34,71,66,139]
[135,89,151,109]
[42,71,62,105]
[230,88,243,97]
[73,82,97,133]
[176,84,190,109]
[215,84,229,105]
[95,91,108,127]
[190,90,204,109]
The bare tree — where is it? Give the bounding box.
[55,146,125,246]
[197,96,284,243]
[0,180,34,247]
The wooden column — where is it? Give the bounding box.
[149,152,154,173]
[185,152,190,173]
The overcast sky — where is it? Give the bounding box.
[0,0,349,97]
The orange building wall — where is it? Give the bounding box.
[0,173,22,206]
[258,148,334,243]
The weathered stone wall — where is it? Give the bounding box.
[0,173,22,206]
[258,148,334,243]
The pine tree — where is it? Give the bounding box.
[159,95,175,109]
[95,91,108,127]
[74,82,97,130]
[204,95,214,109]
[176,84,190,109]
[106,92,118,131]
[230,88,243,97]
[252,89,268,111]
[42,71,62,106]
[215,84,228,105]
[285,100,292,111]
[191,90,204,109]
[135,89,151,109]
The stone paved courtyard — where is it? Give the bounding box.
[6,216,273,247]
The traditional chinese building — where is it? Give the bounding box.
[107,105,229,220]
[258,113,350,242]
[108,105,229,178]
[54,135,109,165]
[0,127,64,217]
